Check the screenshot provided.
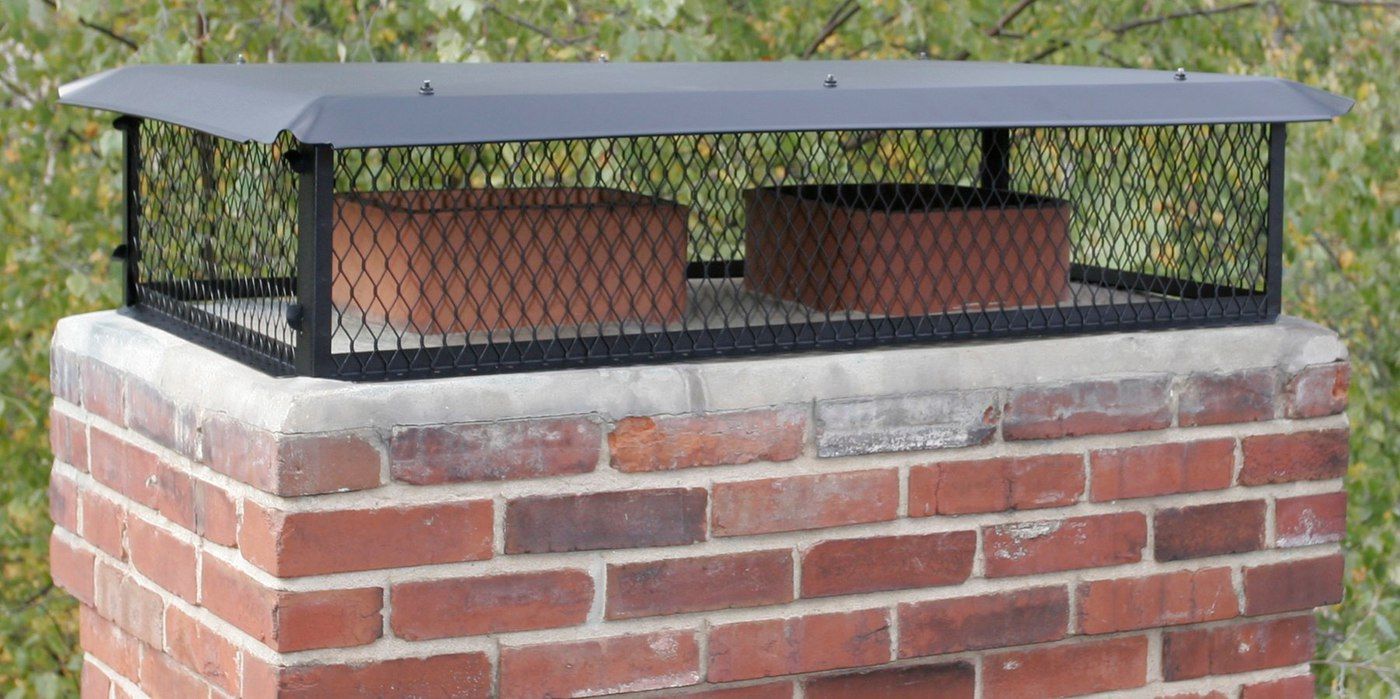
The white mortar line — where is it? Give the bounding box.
[1145,628,1163,683]
[1079,662,1315,698]
[1265,497,1278,548]
[229,414,1351,514]
[232,486,1345,591]
[255,565,1341,667]
[589,556,608,624]
[896,462,910,518]
[53,454,1345,606]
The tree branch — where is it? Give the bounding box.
[483,4,595,46]
[1319,0,1398,8]
[0,72,38,108]
[1026,1,1264,64]
[803,0,861,59]
[40,0,138,51]
[1112,1,1261,34]
[953,0,1042,60]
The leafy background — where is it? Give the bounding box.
[0,1,1394,696]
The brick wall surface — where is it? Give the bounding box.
[48,313,1349,698]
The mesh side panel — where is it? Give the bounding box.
[325,125,1270,379]
[132,121,299,372]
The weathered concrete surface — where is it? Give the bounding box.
[815,390,999,458]
[53,312,1346,434]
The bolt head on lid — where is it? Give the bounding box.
[419,80,435,95]
[1174,67,1188,81]
[597,52,609,63]
[824,74,838,88]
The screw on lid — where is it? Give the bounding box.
[597,53,609,63]
[419,80,435,95]
[1174,67,1188,81]
[823,74,838,88]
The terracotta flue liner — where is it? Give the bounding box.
[332,188,689,335]
[743,183,1072,316]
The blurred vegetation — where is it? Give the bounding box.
[1,1,1394,696]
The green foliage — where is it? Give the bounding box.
[1,1,1394,695]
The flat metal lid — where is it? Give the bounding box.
[58,60,1352,147]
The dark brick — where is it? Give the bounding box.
[506,488,707,553]
[1155,500,1266,561]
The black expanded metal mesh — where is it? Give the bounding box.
[125,122,1276,379]
[129,120,299,372]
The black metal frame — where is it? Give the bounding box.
[114,121,1286,381]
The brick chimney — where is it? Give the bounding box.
[49,312,1348,698]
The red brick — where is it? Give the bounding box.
[48,471,78,532]
[1244,554,1345,615]
[707,609,890,682]
[608,408,806,472]
[81,659,114,699]
[1089,438,1235,501]
[50,532,95,606]
[82,358,125,426]
[126,516,197,602]
[93,561,163,648]
[89,428,161,511]
[392,569,593,640]
[805,661,974,699]
[501,630,701,698]
[276,653,494,699]
[80,489,127,560]
[607,550,793,620]
[86,428,199,533]
[984,635,1148,699]
[194,480,238,547]
[150,459,197,534]
[1242,674,1316,699]
[1284,362,1349,419]
[505,488,705,554]
[391,416,598,484]
[50,407,89,471]
[801,531,974,598]
[165,605,240,694]
[239,499,493,576]
[200,555,383,652]
[204,415,382,495]
[140,644,213,699]
[909,454,1083,516]
[898,586,1069,657]
[80,606,141,683]
[1241,429,1349,486]
[1179,369,1278,426]
[1155,500,1265,561]
[1077,567,1238,634]
[126,381,203,461]
[240,654,280,699]
[1276,492,1347,547]
[1163,615,1316,680]
[984,512,1146,577]
[712,470,898,537]
[1003,377,1171,440]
